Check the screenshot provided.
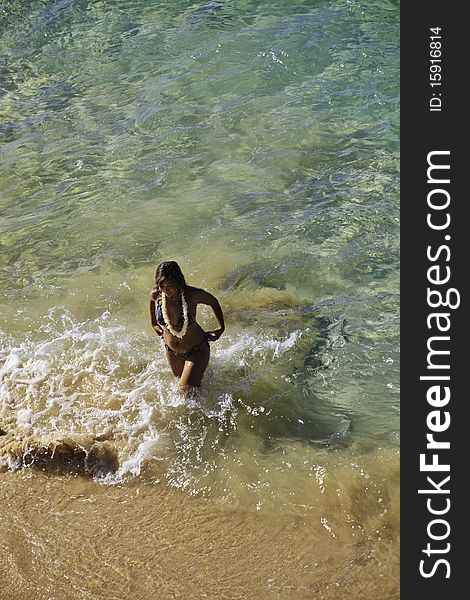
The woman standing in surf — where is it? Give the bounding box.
[149,261,225,396]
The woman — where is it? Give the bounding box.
[149,261,225,396]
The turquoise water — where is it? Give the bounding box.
[1,0,399,493]
[1,2,399,596]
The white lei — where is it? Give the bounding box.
[161,290,189,338]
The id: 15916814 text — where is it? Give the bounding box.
[429,27,442,112]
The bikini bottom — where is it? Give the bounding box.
[164,340,209,361]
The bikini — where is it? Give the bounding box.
[155,301,208,360]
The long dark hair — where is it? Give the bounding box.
[155,261,187,290]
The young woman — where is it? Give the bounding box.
[149,261,225,396]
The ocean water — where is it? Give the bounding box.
[0,1,399,598]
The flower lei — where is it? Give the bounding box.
[161,289,189,338]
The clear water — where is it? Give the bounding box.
[0,1,399,597]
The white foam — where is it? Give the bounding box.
[1,309,303,483]
[115,435,163,479]
[216,329,302,362]
[0,352,22,379]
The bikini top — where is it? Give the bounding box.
[155,300,194,329]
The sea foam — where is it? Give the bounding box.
[1,308,302,484]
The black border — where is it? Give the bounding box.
[401,3,465,596]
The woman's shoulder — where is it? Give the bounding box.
[185,285,205,299]
[150,287,161,301]
[185,285,216,305]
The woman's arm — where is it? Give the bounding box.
[149,288,163,336]
[193,288,225,341]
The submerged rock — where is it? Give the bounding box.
[0,431,119,476]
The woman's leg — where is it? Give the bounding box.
[165,347,185,377]
[177,341,210,395]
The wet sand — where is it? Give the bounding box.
[1,467,399,600]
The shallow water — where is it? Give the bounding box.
[1,0,399,597]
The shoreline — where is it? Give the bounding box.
[0,469,399,600]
